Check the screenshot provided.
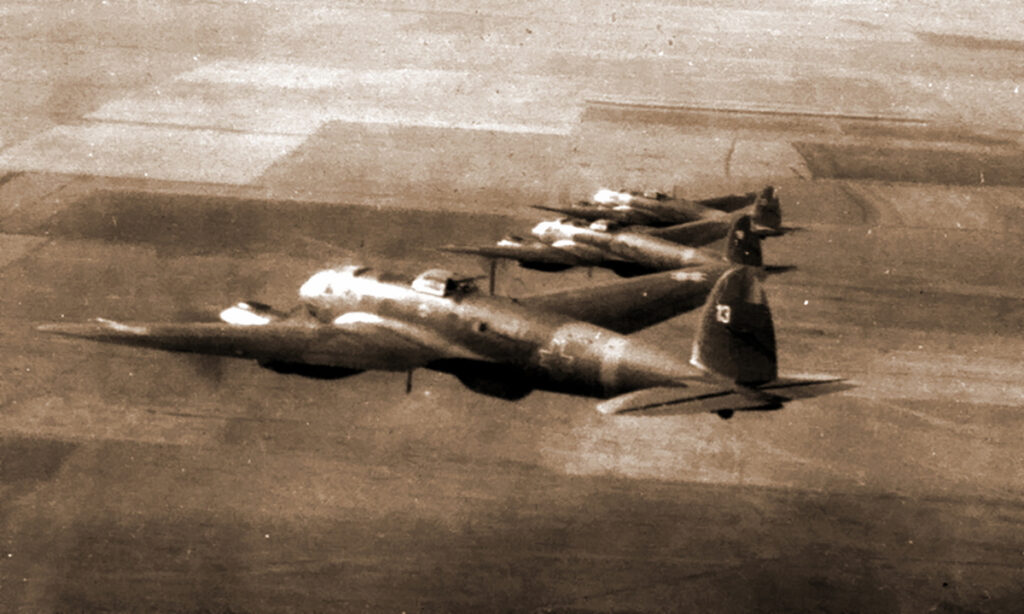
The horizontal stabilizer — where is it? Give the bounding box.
[596,375,849,416]
[598,385,724,415]
[758,375,852,400]
[596,383,779,415]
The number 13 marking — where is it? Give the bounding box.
[715,304,732,324]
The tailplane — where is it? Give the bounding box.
[691,266,777,385]
[751,186,782,232]
[725,215,762,266]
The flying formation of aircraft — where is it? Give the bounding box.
[39,184,842,417]
[488,187,787,274]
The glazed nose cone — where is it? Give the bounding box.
[37,319,147,340]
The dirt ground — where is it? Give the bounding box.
[1,1,1023,611]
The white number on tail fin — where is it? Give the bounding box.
[715,304,731,324]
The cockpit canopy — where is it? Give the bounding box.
[410,269,479,297]
[640,189,670,201]
[533,217,621,240]
[299,265,478,301]
[561,217,621,232]
[591,188,670,206]
[592,188,634,206]
[588,219,621,232]
[299,265,376,299]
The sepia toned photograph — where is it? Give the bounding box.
[1,0,1022,611]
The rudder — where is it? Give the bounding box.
[690,266,777,385]
[752,186,782,232]
[725,215,763,266]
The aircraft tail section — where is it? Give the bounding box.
[648,218,729,246]
[752,186,782,231]
[690,266,777,386]
[725,215,762,266]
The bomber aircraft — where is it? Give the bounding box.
[534,185,782,230]
[439,214,765,277]
[38,261,839,417]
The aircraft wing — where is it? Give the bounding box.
[518,265,726,334]
[38,314,489,372]
[596,376,850,415]
[438,242,586,267]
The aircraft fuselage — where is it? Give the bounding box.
[298,269,698,398]
[538,198,728,227]
[532,221,721,271]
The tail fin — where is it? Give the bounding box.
[691,266,777,385]
[725,215,762,266]
[751,186,782,231]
